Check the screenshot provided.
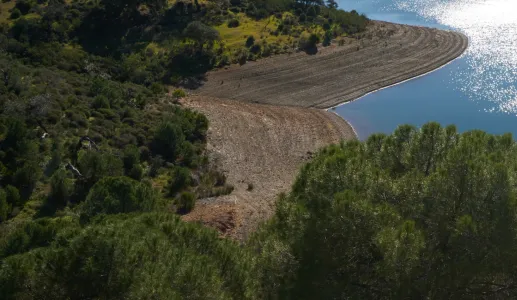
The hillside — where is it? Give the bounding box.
[181,96,355,238]
[0,0,368,224]
[196,21,468,108]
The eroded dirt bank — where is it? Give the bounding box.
[181,96,355,239]
[196,21,468,108]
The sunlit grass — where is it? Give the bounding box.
[0,1,15,24]
[215,12,326,56]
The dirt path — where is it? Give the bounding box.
[181,96,355,239]
[196,21,468,108]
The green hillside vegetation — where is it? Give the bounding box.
[3,123,517,298]
[254,123,517,299]
[8,0,508,299]
[0,0,368,224]
[0,0,368,83]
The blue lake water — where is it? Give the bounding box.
[335,0,517,139]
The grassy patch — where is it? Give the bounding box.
[214,12,327,62]
[0,1,15,24]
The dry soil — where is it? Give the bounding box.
[196,21,468,108]
[181,96,355,239]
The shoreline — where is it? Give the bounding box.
[328,33,468,110]
[196,21,469,109]
[328,109,359,139]
[328,37,468,139]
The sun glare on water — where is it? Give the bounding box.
[392,0,517,115]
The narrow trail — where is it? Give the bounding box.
[195,21,468,109]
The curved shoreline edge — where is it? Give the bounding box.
[197,22,469,110]
[328,31,469,111]
[327,30,468,140]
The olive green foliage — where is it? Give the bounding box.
[77,151,124,189]
[256,123,517,299]
[0,35,208,222]
[48,169,73,208]
[151,108,208,166]
[177,191,196,213]
[167,166,192,196]
[4,122,517,299]
[0,216,80,260]
[228,18,240,28]
[298,33,320,51]
[80,177,159,221]
[0,190,9,223]
[0,0,367,85]
[246,35,256,47]
[0,213,257,300]
[172,88,186,98]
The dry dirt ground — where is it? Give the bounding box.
[181,96,355,239]
[196,21,468,108]
[182,22,468,239]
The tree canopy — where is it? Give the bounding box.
[0,213,257,300]
[3,123,517,299]
[256,122,517,299]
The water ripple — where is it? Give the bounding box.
[390,0,517,115]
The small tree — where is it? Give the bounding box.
[0,189,10,223]
[177,191,195,214]
[5,185,20,207]
[167,166,191,196]
[183,21,220,50]
[81,177,159,221]
[151,121,186,162]
[123,145,140,172]
[10,8,21,19]
[308,33,320,46]
[228,19,240,28]
[49,169,73,208]
[246,35,255,48]
[322,30,332,46]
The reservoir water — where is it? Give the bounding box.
[335,0,517,139]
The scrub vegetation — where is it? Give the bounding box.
[2,0,501,299]
[4,123,517,299]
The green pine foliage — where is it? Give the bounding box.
[79,177,159,221]
[3,123,517,298]
[254,122,517,299]
[0,213,258,300]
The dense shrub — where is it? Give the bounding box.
[177,191,196,213]
[0,190,9,223]
[172,88,186,98]
[298,33,320,51]
[0,213,256,299]
[80,177,159,221]
[10,8,21,19]
[246,35,255,47]
[151,121,186,162]
[167,166,191,196]
[228,18,240,28]
[48,169,73,208]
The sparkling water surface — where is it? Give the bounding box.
[335,0,517,139]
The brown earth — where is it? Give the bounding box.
[180,96,356,239]
[195,21,468,108]
[182,21,468,238]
